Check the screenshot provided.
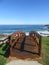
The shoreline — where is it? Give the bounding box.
[37,31,49,36]
[0,31,49,37]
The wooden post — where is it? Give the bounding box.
[38,36,42,56]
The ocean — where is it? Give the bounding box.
[0,25,48,35]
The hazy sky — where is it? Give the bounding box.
[0,0,49,25]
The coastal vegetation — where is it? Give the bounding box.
[0,36,49,65]
[0,41,10,65]
[0,43,7,65]
[0,35,5,38]
[38,37,49,65]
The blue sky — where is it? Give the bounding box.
[0,0,49,25]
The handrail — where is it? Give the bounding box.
[29,31,42,56]
[8,31,26,48]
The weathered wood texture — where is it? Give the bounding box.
[9,31,26,47]
[9,31,42,58]
[29,31,42,55]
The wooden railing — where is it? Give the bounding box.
[8,31,42,56]
[29,31,42,56]
[8,31,26,47]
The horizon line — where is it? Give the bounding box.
[0,24,49,25]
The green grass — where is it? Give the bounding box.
[0,42,10,65]
[0,44,7,65]
[41,37,49,65]
[0,44,6,54]
[0,55,7,65]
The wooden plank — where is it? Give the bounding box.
[25,36,36,46]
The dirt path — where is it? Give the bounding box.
[6,60,42,65]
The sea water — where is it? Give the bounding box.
[0,25,48,36]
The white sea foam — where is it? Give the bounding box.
[3,33,13,36]
[26,31,49,36]
[26,32,29,36]
[37,31,49,36]
[0,31,49,37]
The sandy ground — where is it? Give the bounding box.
[6,60,42,65]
